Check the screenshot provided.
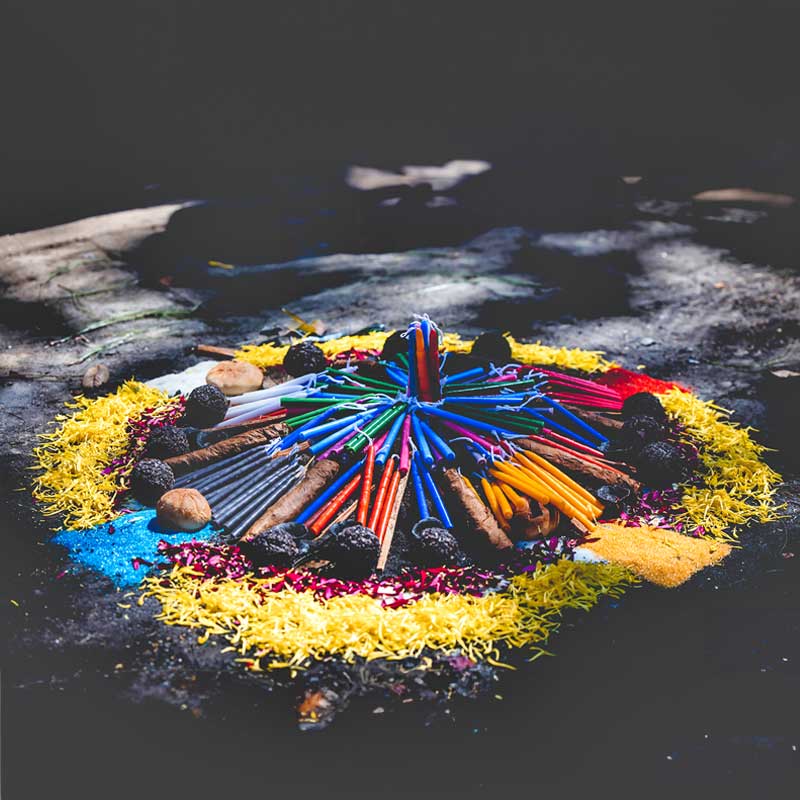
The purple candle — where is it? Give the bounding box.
[398,414,412,475]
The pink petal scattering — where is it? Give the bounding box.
[156,540,507,607]
[103,398,187,507]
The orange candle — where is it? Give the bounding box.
[311,474,362,535]
[376,469,401,541]
[368,456,398,531]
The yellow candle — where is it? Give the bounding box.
[516,451,603,511]
[498,482,528,514]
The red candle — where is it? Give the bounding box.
[310,474,362,535]
[356,444,376,525]
[427,325,441,401]
[368,456,398,531]
[415,327,431,401]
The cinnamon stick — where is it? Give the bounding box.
[511,504,561,541]
[439,468,513,550]
[165,423,289,476]
[516,438,639,491]
[562,404,623,431]
[243,458,341,539]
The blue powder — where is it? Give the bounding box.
[52,509,217,587]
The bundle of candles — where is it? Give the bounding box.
[165,316,649,574]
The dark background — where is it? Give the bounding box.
[3,2,800,797]
[2,1,800,234]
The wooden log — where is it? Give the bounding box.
[164,423,289,476]
[242,458,341,539]
[516,438,640,491]
[439,468,513,550]
[195,344,237,359]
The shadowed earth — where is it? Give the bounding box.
[2,177,799,797]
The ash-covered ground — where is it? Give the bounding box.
[2,176,799,797]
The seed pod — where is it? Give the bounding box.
[82,364,110,390]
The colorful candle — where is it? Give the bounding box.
[310,474,362,535]
[410,455,429,519]
[356,444,376,525]
[419,418,456,462]
[398,413,412,474]
[296,459,365,524]
[368,456,398,531]
[376,411,406,466]
[420,462,453,528]
[410,413,434,466]
[415,326,431,401]
[376,469,401,541]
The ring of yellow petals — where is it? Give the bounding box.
[141,560,636,670]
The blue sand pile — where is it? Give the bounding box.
[52,509,217,587]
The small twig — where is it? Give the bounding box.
[44,260,83,284]
[323,499,360,533]
[68,331,141,364]
[53,280,137,303]
[68,321,183,365]
[51,304,200,345]
[377,471,409,571]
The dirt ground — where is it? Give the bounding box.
[2,181,799,796]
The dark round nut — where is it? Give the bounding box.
[380,330,407,363]
[183,384,229,428]
[595,484,632,518]
[144,426,191,460]
[283,342,327,376]
[622,392,667,421]
[242,527,300,568]
[615,414,666,454]
[635,441,689,487]
[410,519,461,567]
[307,522,380,579]
[129,458,175,505]
[470,331,512,364]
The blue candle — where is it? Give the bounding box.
[308,405,386,455]
[383,364,410,387]
[521,408,597,449]
[280,403,345,448]
[296,458,365,524]
[442,366,487,385]
[296,409,374,441]
[419,459,453,528]
[443,393,538,405]
[541,396,609,445]
[410,455,429,518]
[419,419,456,462]
[421,405,519,438]
[375,411,407,466]
[411,413,434,466]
